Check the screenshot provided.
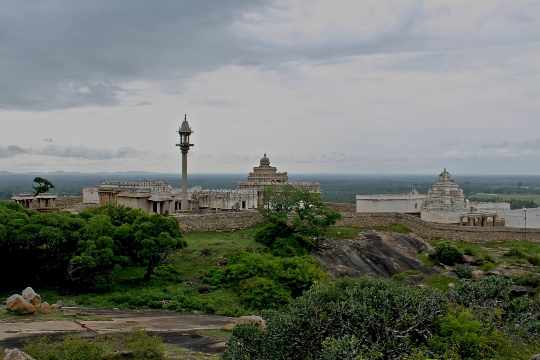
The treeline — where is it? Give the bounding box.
[0,203,185,291]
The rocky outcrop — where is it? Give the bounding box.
[314,231,434,278]
[3,348,36,360]
[6,295,36,315]
[5,288,56,315]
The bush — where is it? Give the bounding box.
[24,332,165,360]
[449,276,513,309]
[205,252,325,308]
[239,277,291,310]
[428,310,499,360]
[454,264,473,279]
[224,278,447,359]
[431,242,464,266]
[24,336,105,360]
[319,335,380,360]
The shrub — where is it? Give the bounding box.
[319,335,381,360]
[239,277,291,310]
[205,252,325,306]
[24,332,165,360]
[428,310,499,360]
[431,242,463,266]
[454,264,473,279]
[24,336,105,360]
[449,276,513,309]
[224,278,447,359]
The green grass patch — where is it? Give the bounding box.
[424,274,456,292]
[24,331,164,360]
[324,226,360,239]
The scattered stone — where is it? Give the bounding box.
[216,257,228,266]
[530,355,540,360]
[223,315,266,331]
[447,282,456,289]
[462,255,475,264]
[3,348,36,360]
[22,287,41,307]
[471,270,485,280]
[39,302,52,314]
[6,295,36,315]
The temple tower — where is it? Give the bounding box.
[176,114,194,211]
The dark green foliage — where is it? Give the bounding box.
[431,242,464,266]
[204,252,325,310]
[225,278,447,359]
[454,264,473,279]
[255,185,341,254]
[0,203,184,291]
[32,176,54,196]
[239,277,291,309]
[429,310,500,360]
[449,276,513,309]
[319,335,379,360]
[509,199,538,210]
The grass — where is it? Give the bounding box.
[324,226,360,239]
[423,274,456,292]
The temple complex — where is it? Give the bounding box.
[238,154,320,204]
[357,169,505,227]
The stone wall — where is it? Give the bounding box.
[175,210,262,232]
[338,212,540,243]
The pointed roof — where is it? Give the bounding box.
[180,114,192,133]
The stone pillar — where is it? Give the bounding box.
[182,150,188,212]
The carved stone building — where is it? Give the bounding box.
[238,154,320,204]
[421,169,467,224]
[11,193,58,212]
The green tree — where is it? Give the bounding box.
[256,185,341,252]
[32,177,54,195]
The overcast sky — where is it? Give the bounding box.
[1,0,539,174]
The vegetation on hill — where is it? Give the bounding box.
[0,203,185,291]
[225,277,540,360]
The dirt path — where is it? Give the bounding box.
[0,307,233,352]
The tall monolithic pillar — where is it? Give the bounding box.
[177,114,194,212]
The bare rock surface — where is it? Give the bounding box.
[314,231,434,278]
[3,348,36,360]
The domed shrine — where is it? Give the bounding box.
[421,169,467,223]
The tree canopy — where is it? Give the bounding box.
[0,203,185,291]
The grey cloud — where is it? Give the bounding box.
[0,0,265,110]
[0,145,30,158]
[4,1,539,111]
[0,145,143,160]
[483,139,540,151]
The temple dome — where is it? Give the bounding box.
[423,168,465,211]
[260,153,271,167]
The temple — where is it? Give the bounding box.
[239,154,320,204]
[357,169,505,227]
[420,169,467,223]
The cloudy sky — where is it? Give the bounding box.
[1,0,539,174]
